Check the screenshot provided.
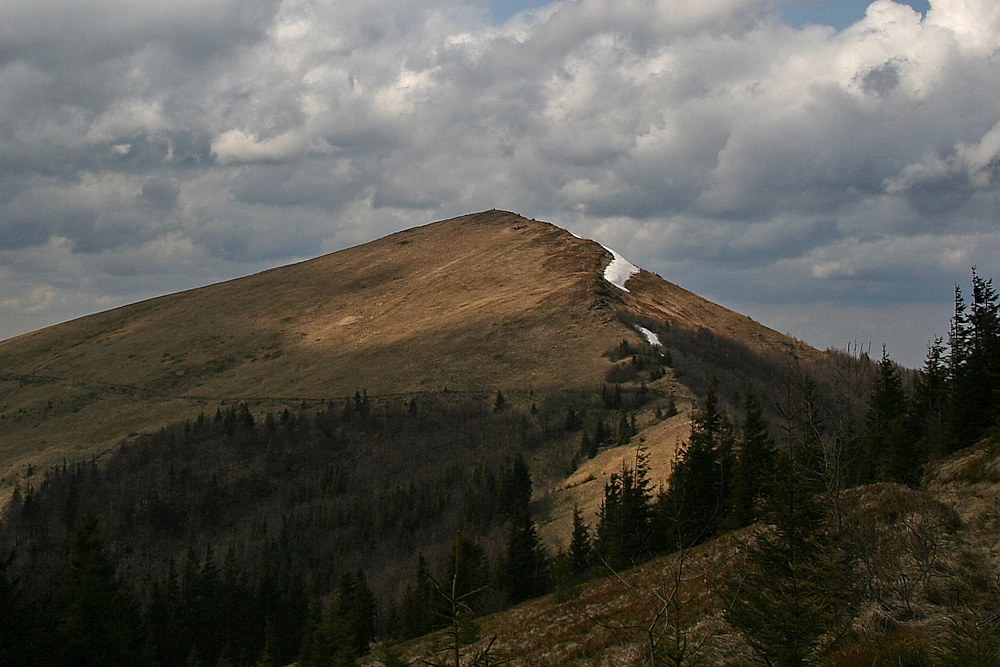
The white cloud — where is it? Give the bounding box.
[926,0,1000,53]
[210,128,334,164]
[2,0,1000,367]
[887,121,1000,192]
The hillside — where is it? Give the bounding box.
[5,210,992,666]
[361,437,1000,666]
[0,210,822,510]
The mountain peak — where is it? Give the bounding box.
[0,211,817,501]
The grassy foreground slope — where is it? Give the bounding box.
[371,436,1000,666]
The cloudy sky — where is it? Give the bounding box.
[2,0,998,367]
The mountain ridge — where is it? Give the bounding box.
[0,209,821,505]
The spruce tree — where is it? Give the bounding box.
[910,337,954,459]
[725,433,856,665]
[297,597,357,667]
[727,387,775,529]
[0,549,40,665]
[443,533,491,617]
[394,554,438,640]
[499,509,549,604]
[656,384,734,549]
[499,453,532,517]
[569,505,592,576]
[335,570,377,657]
[565,405,580,432]
[596,448,654,568]
[498,454,548,604]
[861,347,909,483]
[956,269,1000,444]
[55,515,141,667]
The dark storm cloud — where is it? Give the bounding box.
[140,178,181,210]
[858,58,903,95]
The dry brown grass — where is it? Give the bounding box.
[0,210,826,513]
[368,448,1000,667]
[365,529,751,666]
[537,406,695,550]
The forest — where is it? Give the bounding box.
[2,270,1000,665]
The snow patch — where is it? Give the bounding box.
[602,246,639,292]
[635,325,662,347]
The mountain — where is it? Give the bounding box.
[3,210,998,666]
[19,210,988,667]
[0,209,824,507]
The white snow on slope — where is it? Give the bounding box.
[635,325,662,347]
[602,246,640,292]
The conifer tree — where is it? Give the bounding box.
[569,505,592,576]
[565,405,581,432]
[499,453,532,516]
[335,570,377,657]
[953,269,1000,446]
[656,384,734,549]
[0,549,40,665]
[497,454,548,603]
[297,597,357,667]
[443,533,491,617]
[596,448,654,568]
[616,411,632,445]
[725,425,856,665]
[423,534,496,665]
[55,514,141,667]
[394,554,437,640]
[727,388,775,529]
[146,558,185,666]
[861,348,911,483]
[910,337,953,459]
[498,509,549,604]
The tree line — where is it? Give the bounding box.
[0,381,634,665]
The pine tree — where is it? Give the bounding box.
[955,269,1000,445]
[725,432,857,665]
[727,388,775,529]
[395,554,438,640]
[569,505,592,576]
[910,337,954,459]
[861,347,911,483]
[499,509,549,604]
[335,570,377,657]
[656,385,734,549]
[596,448,654,568]
[55,515,141,667]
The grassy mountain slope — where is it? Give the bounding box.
[0,210,822,511]
[4,210,935,666]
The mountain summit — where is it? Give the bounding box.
[0,210,818,499]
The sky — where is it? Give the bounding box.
[1,0,998,368]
